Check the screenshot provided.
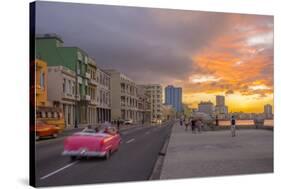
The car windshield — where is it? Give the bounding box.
[82,129,97,133]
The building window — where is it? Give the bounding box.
[79,84,82,95]
[41,111,46,118]
[63,79,66,93]
[53,112,58,118]
[68,80,71,94]
[77,60,82,74]
[47,112,52,118]
[40,71,45,89]
[72,81,75,95]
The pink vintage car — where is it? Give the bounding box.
[62,126,121,160]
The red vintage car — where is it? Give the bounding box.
[62,126,121,160]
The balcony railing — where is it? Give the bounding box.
[85,72,91,79]
[79,95,90,101]
[62,92,75,100]
[85,95,91,101]
[90,98,97,105]
[89,78,98,85]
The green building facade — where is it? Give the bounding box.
[36,34,96,126]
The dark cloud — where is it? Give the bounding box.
[35,1,230,85]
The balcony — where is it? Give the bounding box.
[77,69,80,75]
[79,95,90,101]
[62,93,75,100]
[36,84,44,94]
[85,95,91,101]
[89,78,98,85]
[90,98,98,105]
[77,76,82,84]
[85,72,91,79]
[75,95,80,101]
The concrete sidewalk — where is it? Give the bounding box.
[160,122,273,179]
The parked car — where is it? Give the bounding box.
[124,119,133,125]
[62,125,121,160]
[35,120,60,140]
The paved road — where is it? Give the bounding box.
[35,122,173,187]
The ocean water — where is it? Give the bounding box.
[219,119,273,127]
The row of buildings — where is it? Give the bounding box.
[35,34,164,128]
[198,95,228,119]
[196,95,273,120]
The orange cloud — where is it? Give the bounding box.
[182,14,273,112]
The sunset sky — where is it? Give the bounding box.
[36,2,274,113]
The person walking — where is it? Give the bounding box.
[191,117,196,134]
[180,118,183,127]
[184,118,189,131]
[231,115,236,137]
[117,119,120,132]
[195,119,203,133]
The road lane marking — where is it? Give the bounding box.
[122,131,130,135]
[145,131,150,135]
[40,161,79,180]
[121,126,148,135]
[126,138,135,144]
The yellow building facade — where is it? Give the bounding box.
[35,59,48,106]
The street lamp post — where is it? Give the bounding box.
[74,61,78,128]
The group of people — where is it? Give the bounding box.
[83,121,119,135]
[180,117,204,134]
[179,115,237,137]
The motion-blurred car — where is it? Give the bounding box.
[35,120,60,140]
[124,119,133,125]
[62,126,121,160]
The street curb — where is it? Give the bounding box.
[149,122,174,180]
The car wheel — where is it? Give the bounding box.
[70,156,76,161]
[116,141,121,151]
[52,133,58,138]
[104,151,111,160]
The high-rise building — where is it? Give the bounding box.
[264,104,273,119]
[137,85,151,124]
[216,95,225,106]
[162,104,176,121]
[215,95,228,118]
[105,69,139,122]
[198,101,214,115]
[96,68,111,123]
[139,84,163,123]
[164,85,182,112]
[47,66,77,128]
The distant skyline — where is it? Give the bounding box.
[36,1,273,113]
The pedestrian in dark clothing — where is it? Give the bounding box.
[117,119,120,132]
[191,118,196,134]
[231,116,236,137]
[215,115,219,126]
[196,119,203,133]
[180,118,183,126]
[184,118,189,131]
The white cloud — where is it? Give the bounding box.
[189,74,221,83]
[246,31,273,47]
